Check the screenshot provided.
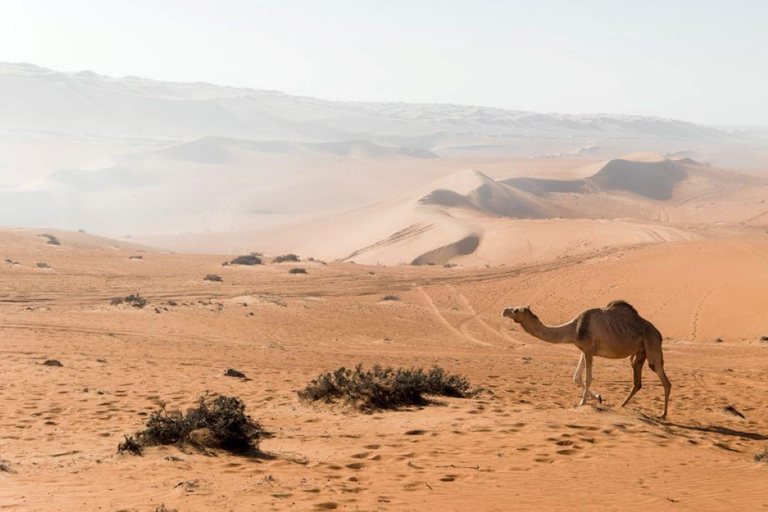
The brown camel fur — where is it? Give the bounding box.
[502,301,671,419]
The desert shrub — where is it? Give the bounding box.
[444,263,458,268]
[224,368,246,378]
[39,233,61,246]
[756,450,768,463]
[382,295,399,301]
[298,365,474,411]
[289,268,307,274]
[230,254,263,266]
[204,274,223,282]
[0,459,12,473]
[156,506,178,512]
[117,434,143,455]
[110,294,148,308]
[129,255,143,260]
[42,359,63,367]
[274,253,300,263]
[118,395,262,454]
[36,262,50,269]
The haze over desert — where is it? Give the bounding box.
[3,2,768,511]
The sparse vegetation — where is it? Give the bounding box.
[381,295,400,301]
[230,254,263,266]
[155,505,178,512]
[204,274,224,282]
[274,253,300,263]
[755,450,768,463]
[39,233,61,246]
[110,293,149,308]
[42,359,63,367]
[118,395,262,454]
[129,255,143,260]
[0,459,12,473]
[289,268,307,274]
[36,262,50,269]
[4,259,20,265]
[298,364,474,411]
[443,263,458,268]
[224,368,247,378]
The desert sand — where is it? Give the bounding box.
[3,64,768,512]
[2,225,768,511]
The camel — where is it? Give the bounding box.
[502,301,671,419]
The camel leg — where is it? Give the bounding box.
[574,354,601,403]
[621,351,646,408]
[647,349,671,420]
[579,353,593,406]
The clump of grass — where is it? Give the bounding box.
[756,450,768,463]
[274,253,300,263]
[204,274,223,282]
[289,268,307,274]
[224,368,247,378]
[42,359,63,367]
[36,262,50,269]
[298,364,474,411]
[39,233,61,246]
[230,254,263,266]
[381,295,400,301]
[118,395,262,455]
[110,293,148,308]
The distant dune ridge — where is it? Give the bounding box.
[1,63,768,266]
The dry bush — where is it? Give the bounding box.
[298,364,474,411]
[382,295,399,301]
[274,253,300,263]
[230,254,263,266]
[36,262,50,269]
[111,293,148,308]
[39,233,61,246]
[204,274,223,282]
[118,395,262,455]
[289,268,307,274]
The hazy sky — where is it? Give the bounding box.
[2,0,767,126]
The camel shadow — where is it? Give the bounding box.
[636,411,768,441]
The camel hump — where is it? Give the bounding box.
[605,300,639,315]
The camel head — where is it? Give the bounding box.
[502,306,534,324]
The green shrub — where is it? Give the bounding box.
[289,268,307,274]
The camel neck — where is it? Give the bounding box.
[520,316,575,344]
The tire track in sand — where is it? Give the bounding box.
[446,285,523,346]
[416,286,494,347]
